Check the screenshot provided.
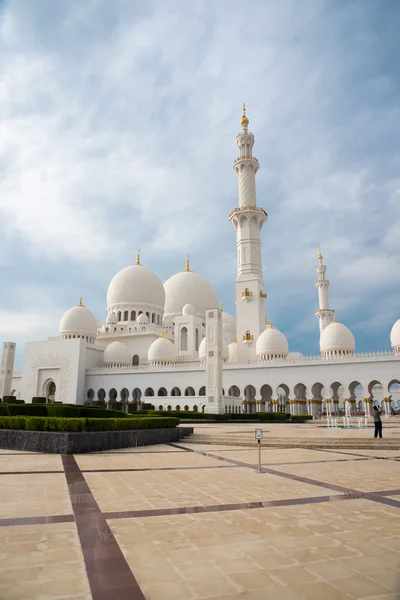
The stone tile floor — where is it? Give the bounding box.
[0,422,399,599]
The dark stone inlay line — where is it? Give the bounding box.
[62,455,146,600]
[376,489,400,496]
[169,443,400,510]
[0,470,64,475]
[81,465,238,473]
[364,494,400,508]
[0,514,74,527]
[312,447,400,461]
[103,493,353,520]
[86,450,185,455]
[0,465,238,476]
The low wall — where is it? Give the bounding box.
[0,427,193,454]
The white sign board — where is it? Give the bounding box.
[255,428,263,440]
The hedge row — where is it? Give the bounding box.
[290,415,312,421]
[0,416,179,432]
[0,397,25,404]
[151,410,291,421]
[0,404,133,419]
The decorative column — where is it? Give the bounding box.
[0,342,16,398]
[204,308,224,414]
[315,249,335,335]
[229,105,267,363]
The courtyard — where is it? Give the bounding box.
[0,421,399,600]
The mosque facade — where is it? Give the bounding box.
[2,107,400,416]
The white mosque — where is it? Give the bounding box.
[1,106,400,416]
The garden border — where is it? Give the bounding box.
[0,427,193,454]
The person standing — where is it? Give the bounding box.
[373,405,382,438]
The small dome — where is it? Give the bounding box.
[164,268,217,319]
[228,339,238,363]
[162,317,174,328]
[103,340,131,365]
[390,319,400,349]
[106,312,118,325]
[148,336,175,363]
[182,303,195,315]
[59,300,97,337]
[222,311,236,343]
[96,317,102,329]
[137,313,149,325]
[199,337,207,359]
[107,263,165,309]
[256,325,289,357]
[320,321,355,353]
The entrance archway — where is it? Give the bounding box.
[45,380,56,403]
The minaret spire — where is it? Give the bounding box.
[315,247,335,334]
[229,105,268,363]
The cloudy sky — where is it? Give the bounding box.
[1,0,399,369]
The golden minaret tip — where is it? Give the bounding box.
[240,103,249,127]
[136,249,141,265]
[185,254,190,272]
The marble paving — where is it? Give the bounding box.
[0,425,399,599]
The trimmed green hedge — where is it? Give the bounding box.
[0,416,179,432]
[7,404,48,416]
[32,397,46,404]
[2,397,25,404]
[2,404,132,419]
[290,415,311,422]
[151,410,291,422]
[0,405,10,416]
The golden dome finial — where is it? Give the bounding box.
[185,254,190,272]
[116,335,120,342]
[270,319,273,329]
[160,330,165,338]
[220,302,223,312]
[233,336,237,343]
[318,247,323,261]
[240,103,249,127]
[78,297,83,307]
[333,313,337,323]
[136,249,141,265]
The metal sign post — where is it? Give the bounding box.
[255,428,263,473]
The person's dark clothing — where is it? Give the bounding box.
[373,407,382,438]
[374,421,382,438]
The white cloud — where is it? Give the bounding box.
[0,0,399,360]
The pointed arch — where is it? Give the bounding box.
[228,385,240,397]
[181,327,188,352]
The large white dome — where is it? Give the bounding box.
[390,319,400,349]
[256,325,289,357]
[228,339,238,363]
[320,321,355,353]
[164,269,218,319]
[222,311,236,343]
[103,340,131,365]
[107,264,165,309]
[148,336,175,363]
[59,301,97,338]
[199,337,207,359]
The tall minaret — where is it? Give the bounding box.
[229,105,267,363]
[315,248,335,334]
